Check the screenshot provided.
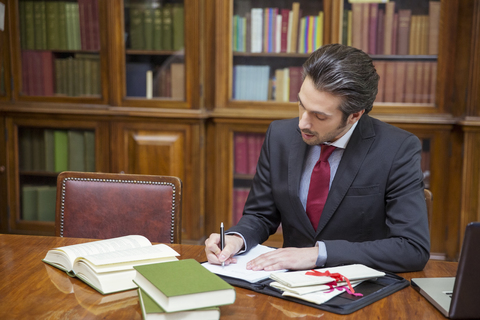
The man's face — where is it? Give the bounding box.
[298,77,363,145]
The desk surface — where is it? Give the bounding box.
[0,234,456,319]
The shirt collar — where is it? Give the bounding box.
[324,121,358,149]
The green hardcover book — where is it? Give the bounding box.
[162,4,173,50]
[46,1,60,49]
[21,185,38,221]
[32,128,46,171]
[172,4,184,51]
[19,127,33,171]
[83,58,92,95]
[138,289,220,320]
[66,57,75,96]
[37,185,57,222]
[65,2,74,50]
[54,130,68,172]
[143,8,154,50]
[133,259,235,313]
[19,1,27,49]
[72,2,81,50]
[24,1,35,49]
[74,58,85,96]
[44,129,55,172]
[33,1,47,50]
[93,58,101,95]
[68,130,85,171]
[152,7,162,50]
[84,131,95,172]
[57,1,68,50]
[129,4,144,49]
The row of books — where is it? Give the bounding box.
[233,61,437,104]
[19,128,95,173]
[128,3,184,51]
[347,1,440,56]
[126,62,185,99]
[19,0,100,51]
[375,61,437,104]
[21,51,101,97]
[234,132,265,175]
[21,185,56,222]
[233,3,323,54]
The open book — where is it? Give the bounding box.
[42,235,179,294]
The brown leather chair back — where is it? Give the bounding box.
[55,172,182,243]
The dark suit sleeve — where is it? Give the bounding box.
[227,123,282,250]
[323,134,431,272]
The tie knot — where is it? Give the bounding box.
[319,144,336,162]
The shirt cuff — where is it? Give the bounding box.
[315,241,327,267]
[225,231,247,254]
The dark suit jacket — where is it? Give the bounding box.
[228,114,430,272]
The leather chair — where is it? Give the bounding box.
[55,171,182,243]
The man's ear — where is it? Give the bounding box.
[348,109,365,124]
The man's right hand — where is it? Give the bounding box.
[205,233,245,265]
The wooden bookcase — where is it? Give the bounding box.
[1,0,479,259]
[206,0,480,260]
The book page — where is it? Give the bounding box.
[202,244,287,283]
[79,244,180,272]
[46,235,152,270]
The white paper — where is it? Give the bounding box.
[202,244,287,283]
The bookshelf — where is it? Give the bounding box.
[0,0,10,101]
[0,0,479,259]
[207,0,480,260]
[5,115,110,235]
[12,0,106,103]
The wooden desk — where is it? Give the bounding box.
[0,234,455,319]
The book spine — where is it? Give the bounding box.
[234,133,248,175]
[54,130,69,172]
[130,4,144,50]
[374,61,386,103]
[162,4,173,50]
[383,2,395,55]
[153,7,162,50]
[144,7,154,50]
[33,1,47,50]
[172,4,184,51]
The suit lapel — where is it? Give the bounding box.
[315,115,376,234]
[288,127,316,237]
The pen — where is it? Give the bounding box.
[220,222,225,268]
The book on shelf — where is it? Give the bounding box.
[21,185,38,221]
[54,130,68,172]
[84,131,96,172]
[153,7,163,50]
[133,259,236,313]
[32,128,46,171]
[138,289,220,320]
[126,62,152,97]
[68,130,86,172]
[233,65,270,101]
[170,63,185,100]
[234,133,248,175]
[162,3,173,50]
[43,235,180,295]
[172,3,184,51]
[21,185,56,222]
[144,7,154,50]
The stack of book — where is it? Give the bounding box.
[269,264,385,305]
[133,259,236,319]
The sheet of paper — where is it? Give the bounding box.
[202,244,287,283]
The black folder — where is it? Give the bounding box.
[219,271,409,315]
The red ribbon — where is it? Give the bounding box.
[305,270,363,297]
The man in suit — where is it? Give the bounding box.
[205,44,430,273]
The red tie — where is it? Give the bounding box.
[306,144,336,230]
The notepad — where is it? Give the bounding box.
[201,244,287,283]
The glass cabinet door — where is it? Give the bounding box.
[124,0,185,101]
[17,0,103,98]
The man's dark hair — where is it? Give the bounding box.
[302,44,379,115]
